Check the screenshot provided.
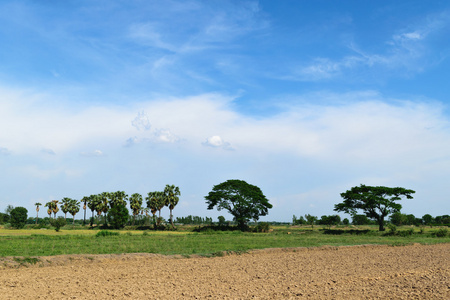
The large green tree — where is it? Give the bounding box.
[164,184,180,229]
[334,184,415,231]
[205,179,272,230]
[10,207,28,229]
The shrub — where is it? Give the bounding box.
[96,230,119,237]
[434,228,448,238]
[10,207,28,229]
[387,223,397,234]
[49,217,66,232]
[397,228,414,237]
[107,204,129,229]
[254,222,270,233]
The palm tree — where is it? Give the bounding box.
[45,201,58,219]
[146,191,163,227]
[81,196,89,226]
[109,191,128,208]
[164,184,181,229]
[99,192,109,226]
[51,200,59,219]
[129,193,143,226]
[60,197,71,221]
[68,199,80,225]
[87,194,101,226]
[35,202,42,225]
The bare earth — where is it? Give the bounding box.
[0,243,449,299]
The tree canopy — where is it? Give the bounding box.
[10,207,28,229]
[205,179,272,230]
[334,184,415,231]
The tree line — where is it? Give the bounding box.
[292,213,450,228]
[1,184,181,229]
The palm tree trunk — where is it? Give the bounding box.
[170,208,175,229]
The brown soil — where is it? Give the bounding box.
[0,243,448,299]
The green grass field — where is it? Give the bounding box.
[0,225,448,257]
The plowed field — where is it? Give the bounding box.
[1,243,448,299]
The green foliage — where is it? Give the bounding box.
[96,230,120,237]
[218,215,226,226]
[164,184,181,228]
[335,184,415,231]
[205,179,272,230]
[318,215,341,228]
[107,204,129,229]
[13,257,40,266]
[422,214,433,225]
[49,217,66,232]
[434,228,448,237]
[342,218,349,225]
[175,215,213,225]
[253,222,270,232]
[129,193,143,225]
[305,214,318,228]
[0,212,10,224]
[10,207,28,229]
[352,214,372,225]
[387,223,397,234]
[292,215,306,225]
[397,228,414,237]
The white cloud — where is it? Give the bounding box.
[154,128,180,143]
[202,135,233,150]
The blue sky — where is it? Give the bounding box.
[1,0,449,222]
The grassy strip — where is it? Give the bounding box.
[0,229,449,257]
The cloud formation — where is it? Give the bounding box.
[203,135,233,150]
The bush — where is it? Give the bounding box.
[96,230,120,237]
[10,207,28,229]
[49,217,66,232]
[254,222,270,233]
[397,228,414,237]
[434,228,448,238]
[387,223,397,234]
[107,204,129,229]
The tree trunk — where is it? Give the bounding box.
[73,215,75,225]
[36,211,39,225]
[170,208,175,229]
[83,206,87,226]
[378,216,385,231]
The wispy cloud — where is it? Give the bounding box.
[0,147,10,155]
[289,11,450,81]
[131,111,152,131]
[80,150,104,157]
